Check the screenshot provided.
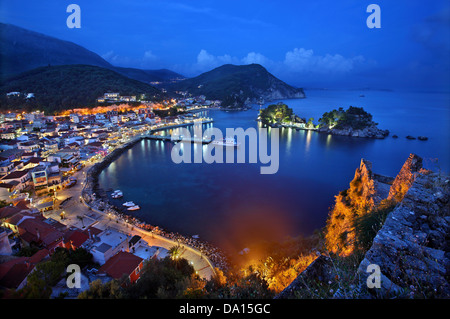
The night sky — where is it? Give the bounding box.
[1,0,449,90]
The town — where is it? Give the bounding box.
[0,93,224,298]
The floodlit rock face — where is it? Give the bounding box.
[358,171,450,298]
[278,154,449,299]
[325,159,379,256]
[388,153,424,202]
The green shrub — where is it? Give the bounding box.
[354,199,397,252]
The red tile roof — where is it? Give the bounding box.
[28,248,49,264]
[2,169,29,180]
[0,263,31,289]
[0,249,49,289]
[0,206,23,219]
[97,251,143,280]
[4,212,33,225]
[64,229,89,248]
[83,226,102,237]
[17,217,64,246]
[14,200,30,210]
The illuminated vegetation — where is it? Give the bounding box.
[259,103,294,125]
[325,160,377,256]
[318,106,375,130]
[246,254,318,293]
[75,235,323,299]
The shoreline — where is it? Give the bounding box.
[81,128,232,275]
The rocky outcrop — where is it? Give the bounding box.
[252,86,305,102]
[278,154,449,299]
[274,255,336,299]
[325,158,388,256]
[357,171,450,298]
[318,125,389,139]
[388,153,424,202]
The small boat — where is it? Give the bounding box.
[212,137,240,147]
[123,201,135,207]
[192,235,200,239]
[111,190,123,198]
[127,205,140,211]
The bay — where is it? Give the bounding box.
[98,89,450,256]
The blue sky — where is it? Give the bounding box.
[1,0,449,90]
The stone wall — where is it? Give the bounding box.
[278,154,449,299]
[358,171,449,298]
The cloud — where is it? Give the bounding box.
[143,50,157,61]
[102,50,119,63]
[102,50,159,68]
[283,48,365,74]
[242,52,271,66]
[194,49,238,71]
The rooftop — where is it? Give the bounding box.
[91,228,129,252]
[97,251,143,280]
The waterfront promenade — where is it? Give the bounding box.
[43,119,219,280]
[44,162,216,280]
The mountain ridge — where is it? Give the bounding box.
[0,23,184,84]
[0,23,305,111]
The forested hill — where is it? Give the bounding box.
[168,64,305,107]
[0,65,163,114]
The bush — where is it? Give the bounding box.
[354,199,397,252]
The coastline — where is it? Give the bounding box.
[81,130,232,275]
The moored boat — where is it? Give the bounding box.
[123,201,135,207]
[127,205,140,211]
[212,137,240,147]
[111,190,123,198]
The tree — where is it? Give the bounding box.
[124,257,197,299]
[19,260,65,298]
[168,245,183,260]
[77,279,124,299]
[319,106,374,130]
[260,103,294,125]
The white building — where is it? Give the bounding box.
[87,228,130,265]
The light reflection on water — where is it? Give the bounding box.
[98,90,450,255]
[305,130,312,154]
